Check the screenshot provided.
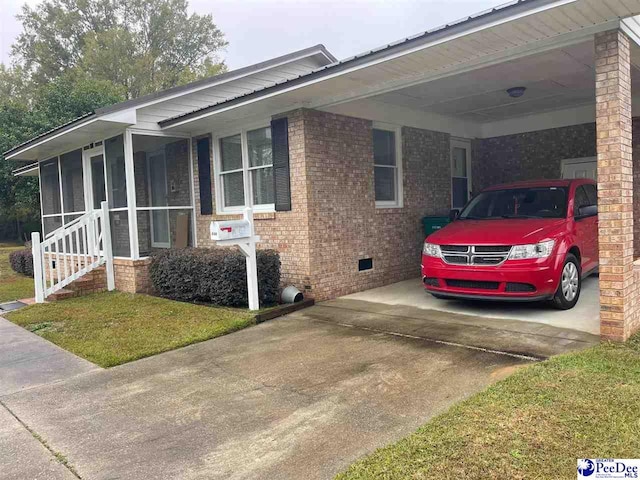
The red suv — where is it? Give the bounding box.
[422,179,598,309]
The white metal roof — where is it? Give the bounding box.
[4,45,335,162]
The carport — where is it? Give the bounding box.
[154,0,640,342]
[327,36,613,337]
[318,29,627,340]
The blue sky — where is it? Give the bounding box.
[0,0,499,69]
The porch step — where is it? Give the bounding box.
[45,266,108,301]
[46,288,76,301]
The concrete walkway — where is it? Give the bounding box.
[0,317,99,397]
[0,316,99,480]
[0,404,77,480]
[1,311,533,480]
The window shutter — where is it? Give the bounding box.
[196,137,213,215]
[271,117,292,211]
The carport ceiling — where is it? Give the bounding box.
[371,41,640,122]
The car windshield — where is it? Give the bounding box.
[458,186,568,220]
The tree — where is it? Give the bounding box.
[1,0,230,240]
[0,74,125,240]
[0,65,33,103]
[12,0,228,98]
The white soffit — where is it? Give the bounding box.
[162,0,640,133]
[7,117,134,162]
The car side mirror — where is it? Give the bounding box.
[577,205,598,219]
[449,209,460,221]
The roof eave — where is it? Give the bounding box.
[3,112,97,160]
[159,0,578,128]
[12,162,39,177]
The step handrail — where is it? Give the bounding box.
[32,201,114,302]
[44,209,98,240]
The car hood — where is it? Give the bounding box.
[427,218,566,245]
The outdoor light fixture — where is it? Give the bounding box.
[507,86,526,98]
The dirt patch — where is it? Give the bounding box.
[490,364,529,382]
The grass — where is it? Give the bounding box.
[0,243,34,303]
[337,339,640,480]
[5,291,255,367]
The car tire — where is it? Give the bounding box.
[551,253,581,310]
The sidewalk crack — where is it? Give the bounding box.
[0,400,82,479]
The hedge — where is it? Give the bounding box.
[9,249,34,278]
[150,248,281,307]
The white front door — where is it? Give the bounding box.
[561,157,597,180]
[147,150,170,248]
[82,146,107,211]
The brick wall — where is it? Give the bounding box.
[192,109,313,293]
[302,111,451,299]
[113,258,153,294]
[595,29,637,341]
[189,109,450,301]
[474,116,640,260]
[472,123,597,193]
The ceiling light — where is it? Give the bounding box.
[507,86,526,98]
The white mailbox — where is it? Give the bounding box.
[210,208,261,311]
[210,219,251,241]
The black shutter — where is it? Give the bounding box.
[196,137,213,215]
[271,117,291,211]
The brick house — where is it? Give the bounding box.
[6,0,640,341]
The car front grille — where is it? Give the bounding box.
[505,282,536,293]
[440,245,512,266]
[423,277,440,287]
[445,279,500,290]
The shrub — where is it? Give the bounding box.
[150,248,281,307]
[9,249,34,277]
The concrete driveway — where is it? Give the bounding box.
[344,276,600,335]
[0,307,538,480]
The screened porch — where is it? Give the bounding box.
[39,132,195,259]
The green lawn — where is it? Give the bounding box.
[337,338,640,480]
[0,243,34,303]
[5,291,255,367]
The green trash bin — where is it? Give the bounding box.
[422,216,450,237]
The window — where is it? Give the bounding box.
[40,150,86,236]
[247,127,274,205]
[216,126,274,212]
[220,134,245,208]
[60,150,84,215]
[373,126,402,207]
[583,184,597,206]
[460,187,568,220]
[132,134,193,255]
[574,186,590,214]
[104,135,130,257]
[105,135,127,209]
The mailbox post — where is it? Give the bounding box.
[211,208,261,310]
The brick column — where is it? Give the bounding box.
[595,30,637,341]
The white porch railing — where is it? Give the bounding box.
[32,201,115,303]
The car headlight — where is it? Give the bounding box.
[508,240,555,260]
[423,242,442,258]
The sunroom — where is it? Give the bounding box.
[37,131,195,259]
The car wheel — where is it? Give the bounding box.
[552,254,581,310]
